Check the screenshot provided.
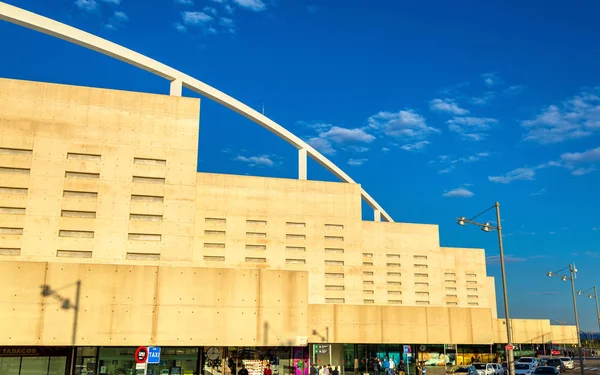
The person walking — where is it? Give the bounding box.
[398,360,405,375]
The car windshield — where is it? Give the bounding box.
[559,358,570,362]
[519,359,533,363]
[474,364,487,370]
[515,365,530,370]
[546,360,560,365]
[455,368,468,373]
[535,368,557,374]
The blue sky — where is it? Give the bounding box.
[1,0,600,331]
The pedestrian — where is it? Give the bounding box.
[398,360,405,375]
[239,365,249,375]
[264,364,273,375]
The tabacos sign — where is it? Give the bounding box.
[0,348,39,356]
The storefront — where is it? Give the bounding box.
[0,346,71,375]
[201,347,308,375]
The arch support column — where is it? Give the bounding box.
[374,209,381,222]
[170,79,182,96]
[298,148,307,180]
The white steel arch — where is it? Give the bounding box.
[0,1,394,222]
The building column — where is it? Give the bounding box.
[298,148,307,180]
[170,79,182,96]
[374,209,381,222]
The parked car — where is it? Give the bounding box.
[516,358,538,368]
[514,363,535,375]
[491,363,504,375]
[545,359,565,373]
[533,366,560,375]
[559,358,573,370]
[473,363,496,375]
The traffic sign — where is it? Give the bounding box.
[148,347,161,364]
[404,345,412,354]
[505,344,514,351]
[135,346,148,363]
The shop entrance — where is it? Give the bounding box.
[0,346,70,375]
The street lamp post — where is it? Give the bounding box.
[457,202,514,375]
[546,265,584,375]
[578,286,600,333]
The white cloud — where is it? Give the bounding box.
[219,17,235,33]
[348,158,368,166]
[429,98,469,115]
[488,167,535,184]
[235,154,276,167]
[233,0,266,11]
[307,137,335,155]
[435,152,490,173]
[74,0,98,12]
[382,147,391,152]
[400,140,430,151]
[305,124,375,155]
[175,0,194,4]
[522,87,600,144]
[99,0,120,3]
[442,187,474,198]
[486,255,528,264]
[447,116,498,140]
[182,11,213,25]
[204,6,218,15]
[504,85,525,95]
[469,91,495,105]
[368,110,439,140]
[572,167,596,176]
[482,72,500,87]
[560,146,600,163]
[112,10,128,21]
[224,4,234,13]
[530,188,547,196]
[174,22,187,32]
[210,0,224,2]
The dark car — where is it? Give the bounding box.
[533,366,560,375]
[544,359,565,373]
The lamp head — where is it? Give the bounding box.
[457,217,466,226]
[561,276,568,282]
[482,223,491,232]
[578,291,583,295]
[547,272,552,277]
[590,295,594,299]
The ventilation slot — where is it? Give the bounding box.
[446,294,458,298]
[204,255,225,262]
[247,232,266,238]
[387,272,401,277]
[286,234,305,239]
[416,291,430,296]
[414,264,428,268]
[445,272,456,277]
[65,171,99,179]
[363,290,374,295]
[286,246,305,252]
[246,219,267,226]
[0,248,21,255]
[285,258,306,264]
[126,252,160,261]
[0,187,27,195]
[416,301,430,305]
[363,280,374,285]
[325,273,344,278]
[467,288,478,292]
[468,302,479,306]
[325,285,344,291]
[246,244,266,250]
[57,250,93,258]
[414,255,428,260]
[130,214,162,221]
[133,176,165,184]
[205,217,226,224]
[446,287,457,291]
[61,210,96,218]
[363,271,374,276]
[0,207,25,215]
[363,262,373,266]
[363,253,373,258]
[364,299,374,304]
[0,167,30,175]
[64,190,98,198]
[286,222,305,228]
[447,302,458,306]
[0,147,32,155]
[325,248,344,254]
[325,260,344,266]
[205,230,225,236]
[468,295,479,299]
[324,236,343,242]
[388,291,402,295]
[324,224,344,230]
[466,280,477,284]
[67,152,101,161]
[325,298,344,303]
[386,253,401,259]
[446,280,457,284]
[204,243,225,249]
[387,263,401,268]
[245,257,266,263]
[134,157,166,165]
[388,300,402,304]
[415,282,429,287]
[387,281,402,286]
[128,233,161,241]
[59,230,93,238]
[466,273,477,277]
[414,273,429,278]
[131,195,163,202]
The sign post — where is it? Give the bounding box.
[505,345,514,351]
[135,346,149,375]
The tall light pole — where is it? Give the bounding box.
[577,286,600,333]
[457,202,514,375]
[546,265,584,375]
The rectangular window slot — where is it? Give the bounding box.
[247,232,266,238]
[325,260,344,266]
[126,252,160,261]
[415,282,429,287]
[386,254,401,259]
[363,280,374,285]
[363,290,374,294]
[59,230,93,238]
[447,302,458,306]
[64,190,98,198]
[363,253,373,258]
[416,291,430,296]
[387,263,401,268]
[466,280,477,284]
[0,147,32,155]
[62,210,96,218]
[414,273,429,278]
[204,255,225,262]
[467,288,478,292]
[364,299,374,304]
[134,157,166,165]
[325,298,344,304]
[130,213,162,221]
[245,257,266,263]
[204,243,225,249]
[324,235,344,241]
[65,171,99,179]
[446,287,457,291]
[325,285,345,291]
[414,264,428,268]
[388,300,402,304]
[0,248,21,256]
[468,302,479,306]
[0,187,27,195]
[363,271,374,276]
[246,244,266,250]
[324,224,344,230]
[446,280,457,284]
[466,273,477,277]
[67,152,101,161]
[0,207,25,215]
[0,167,30,175]
[286,222,306,228]
[325,273,344,278]
[388,291,402,295]
[414,255,428,260]
[246,219,267,225]
[286,246,305,252]
[387,281,402,286]
[446,294,458,298]
[285,258,306,264]
[416,301,430,305]
[445,273,456,277]
[286,234,305,239]
[362,262,373,266]
[57,250,93,258]
[132,176,165,184]
[205,217,226,224]
[325,248,344,254]
[468,295,479,299]
[205,230,225,236]
[387,272,401,277]
[131,195,163,202]
[128,233,161,241]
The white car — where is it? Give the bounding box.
[514,363,535,375]
[473,363,496,375]
[516,358,537,368]
[491,363,504,375]
[559,358,573,370]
